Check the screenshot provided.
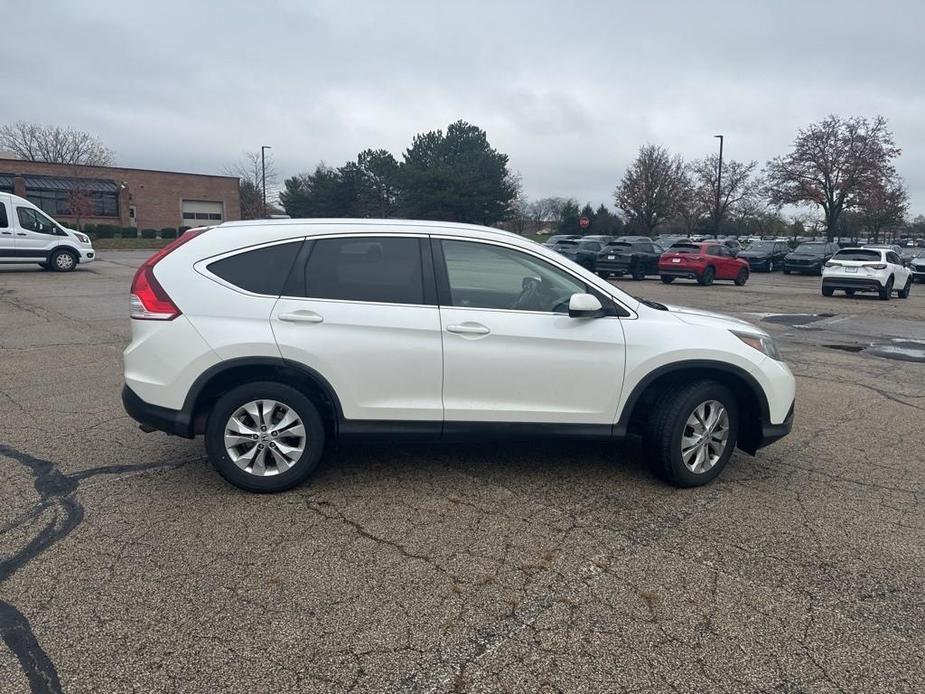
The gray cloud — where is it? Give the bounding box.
[3,0,922,215]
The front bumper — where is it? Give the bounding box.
[785,261,821,273]
[122,385,193,438]
[911,267,925,281]
[741,257,772,270]
[78,247,95,263]
[760,401,794,448]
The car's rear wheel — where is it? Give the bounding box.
[698,267,715,286]
[205,381,325,493]
[660,275,674,284]
[879,276,894,301]
[643,380,739,487]
[631,265,646,281]
[822,286,834,297]
[783,268,791,275]
[50,249,78,272]
[898,276,912,299]
[734,268,749,286]
[845,289,856,296]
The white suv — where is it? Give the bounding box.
[122,220,795,492]
[822,247,913,299]
[0,192,95,271]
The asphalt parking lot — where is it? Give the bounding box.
[2,252,924,693]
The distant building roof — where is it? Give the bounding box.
[0,172,120,193]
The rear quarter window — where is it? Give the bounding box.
[207,241,303,295]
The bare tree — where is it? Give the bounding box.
[225,151,280,219]
[0,121,114,166]
[614,144,686,235]
[858,176,908,243]
[765,115,901,240]
[690,156,761,230]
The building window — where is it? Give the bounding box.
[27,189,119,218]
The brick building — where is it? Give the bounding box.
[0,158,240,230]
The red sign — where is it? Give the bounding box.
[578,216,590,229]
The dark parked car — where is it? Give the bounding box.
[737,240,790,272]
[543,234,580,248]
[558,238,612,270]
[783,241,840,275]
[596,239,665,279]
[722,238,743,254]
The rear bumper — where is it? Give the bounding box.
[122,385,193,438]
[659,267,701,280]
[822,276,883,291]
[597,259,632,274]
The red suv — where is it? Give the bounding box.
[659,242,750,286]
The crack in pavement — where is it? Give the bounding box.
[0,443,194,694]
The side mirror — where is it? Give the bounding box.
[568,293,602,318]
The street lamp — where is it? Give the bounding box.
[714,135,724,235]
[261,145,272,218]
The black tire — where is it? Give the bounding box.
[660,275,674,284]
[845,289,856,296]
[782,268,791,275]
[698,267,715,286]
[643,380,739,487]
[49,249,78,272]
[768,260,776,272]
[879,276,894,301]
[38,263,51,271]
[205,381,325,493]
[898,276,912,299]
[822,286,834,297]
[631,264,646,281]
[734,268,749,286]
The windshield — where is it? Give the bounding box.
[833,249,880,262]
[794,243,826,254]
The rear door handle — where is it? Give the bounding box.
[446,322,490,335]
[278,310,323,324]
[16,233,28,236]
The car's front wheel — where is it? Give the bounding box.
[205,381,325,492]
[898,276,912,299]
[644,380,739,487]
[698,267,715,286]
[660,275,674,284]
[734,268,749,286]
[49,249,78,272]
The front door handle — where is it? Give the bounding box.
[278,310,324,324]
[446,322,490,335]
[0,231,11,235]
[16,232,28,236]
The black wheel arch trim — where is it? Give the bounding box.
[612,359,774,451]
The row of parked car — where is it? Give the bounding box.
[543,234,925,297]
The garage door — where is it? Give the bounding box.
[181,200,224,226]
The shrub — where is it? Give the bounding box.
[161,228,178,239]
[82,223,97,238]
[141,228,158,239]
[121,226,139,239]
[94,224,117,239]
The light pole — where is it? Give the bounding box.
[261,145,272,218]
[714,134,724,235]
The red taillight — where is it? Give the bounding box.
[129,227,209,320]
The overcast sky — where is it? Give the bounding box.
[3,0,923,217]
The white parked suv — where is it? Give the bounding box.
[822,247,912,299]
[0,192,96,271]
[122,220,795,492]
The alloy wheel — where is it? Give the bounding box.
[224,400,306,476]
[680,400,730,474]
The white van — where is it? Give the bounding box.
[0,192,95,271]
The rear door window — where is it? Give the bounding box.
[207,241,303,296]
[303,236,426,305]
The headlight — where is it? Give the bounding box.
[75,232,91,244]
[731,330,782,361]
